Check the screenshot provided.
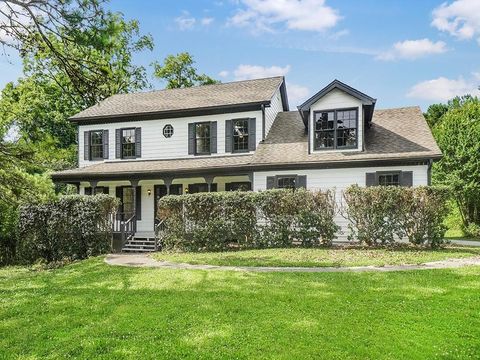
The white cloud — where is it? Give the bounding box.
[174,13,196,30]
[377,39,448,61]
[201,17,214,26]
[432,0,480,44]
[228,0,341,34]
[407,76,480,101]
[287,83,310,106]
[218,70,229,78]
[228,64,309,105]
[233,64,291,80]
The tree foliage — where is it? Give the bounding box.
[153,52,219,89]
[0,0,153,107]
[432,97,480,229]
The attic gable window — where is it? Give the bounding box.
[314,108,358,150]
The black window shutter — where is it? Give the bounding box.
[188,123,195,155]
[84,131,90,161]
[135,186,142,220]
[297,175,307,189]
[366,173,376,187]
[248,118,256,151]
[115,129,121,159]
[210,122,217,153]
[400,171,413,187]
[211,183,218,192]
[266,176,275,189]
[84,187,92,195]
[135,128,141,158]
[102,187,110,195]
[103,130,109,159]
[225,120,233,153]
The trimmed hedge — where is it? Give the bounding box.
[18,194,118,263]
[158,189,339,251]
[343,185,450,248]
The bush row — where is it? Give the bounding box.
[18,195,118,263]
[158,186,450,251]
[158,189,339,252]
[343,185,450,248]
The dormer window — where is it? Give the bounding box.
[314,108,358,150]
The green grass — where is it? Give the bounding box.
[153,246,480,268]
[1,258,480,359]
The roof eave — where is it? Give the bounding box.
[69,101,270,125]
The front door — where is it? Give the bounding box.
[154,184,183,224]
[122,187,135,219]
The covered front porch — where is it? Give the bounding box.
[78,173,253,252]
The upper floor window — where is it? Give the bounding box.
[314,108,358,150]
[90,130,104,160]
[233,119,249,152]
[163,124,174,138]
[122,128,136,158]
[195,122,211,155]
[188,122,217,156]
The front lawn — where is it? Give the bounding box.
[1,258,480,359]
[153,245,480,268]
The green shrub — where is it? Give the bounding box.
[158,189,339,252]
[18,194,118,263]
[0,203,19,266]
[343,185,450,248]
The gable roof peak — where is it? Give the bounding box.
[297,79,376,111]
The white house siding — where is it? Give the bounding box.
[253,165,429,240]
[264,87,284,139]
[78,110,263,168]
[309,88,364,153]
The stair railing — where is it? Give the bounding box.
[154,219,167,251]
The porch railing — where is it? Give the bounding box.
[112,212,137,247]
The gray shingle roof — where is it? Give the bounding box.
[53,106,441,181]
[70,76,285,121]
[251,106,442,165]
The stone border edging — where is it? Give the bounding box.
[105,254,480,273]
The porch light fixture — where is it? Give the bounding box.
[147,189,152,196]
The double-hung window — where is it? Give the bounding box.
[122,128,136,158]
[233,119,249,152]
[314,108,358,150]
[195,122,211,155]
[90,130,104,160]
[378,173,400,186]
[277,176,297,189]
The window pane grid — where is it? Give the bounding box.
[378,174,400,186]
[233,119,249,151]
[122,129,136,158]
[277,177,296,189]
[314,109,357,150]
[90,130,103,159]
[195,123,210,154]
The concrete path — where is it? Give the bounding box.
[105,253,480,273]
[449,239,480,247]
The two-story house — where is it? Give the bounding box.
[52,77,442,251]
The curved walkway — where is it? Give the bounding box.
[105,254,480,273]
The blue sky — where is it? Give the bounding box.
[1,0,479,109]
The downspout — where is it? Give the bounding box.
[261,104,266,141]
[427,158,433,186]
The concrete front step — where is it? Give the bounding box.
[122,236,157,253]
